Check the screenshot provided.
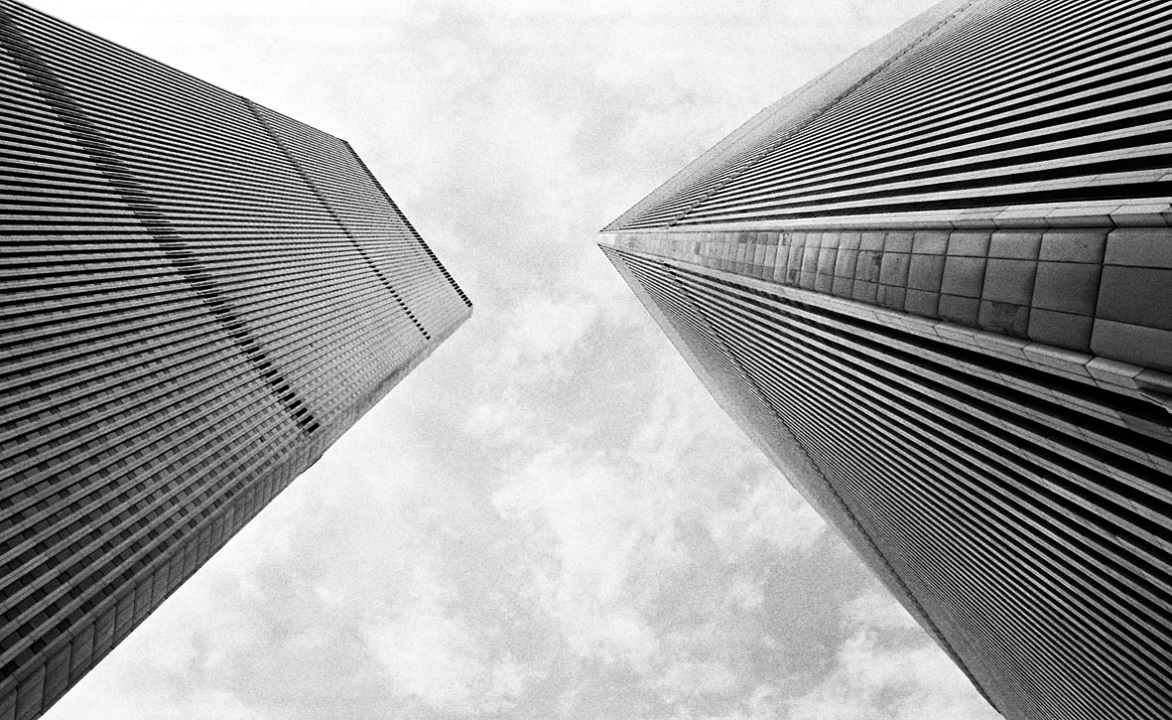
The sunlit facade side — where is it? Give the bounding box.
[601,1,1172,718]
[0,1,471,717]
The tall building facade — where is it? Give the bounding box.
[0,2,471,717]
[602,1,1172,719]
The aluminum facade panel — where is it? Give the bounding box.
[602,0,1172,718]
[0,1,471,717]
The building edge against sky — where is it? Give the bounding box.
[0,1,471,718]
[601,1,1172,719]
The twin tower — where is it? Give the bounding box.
[3,1,1171,718]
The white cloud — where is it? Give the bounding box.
[363,565,493,711]
[483,0,767,21]
[659,660,739,700]
[490,659,538,705]
[502,294,600,368]
[59,686,265,720]
[707,480,826,561]
[723,579,765,612]
[365,612,486,709]
[492,448,662,667]
[842,588,920,632]
[568,611,662,671]
[463,293,600,439]
[788,589,1002,720]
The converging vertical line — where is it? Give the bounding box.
[0,7,320,437]
[341,141,473,309]
[243,99,433,340]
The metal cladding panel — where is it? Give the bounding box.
[601,225,1172,374]
[253,105,470,357]
[0,1,471,716]
[602,0,1172,718]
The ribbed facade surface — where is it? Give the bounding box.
[0,2,472,718]
[601,1,1172,719]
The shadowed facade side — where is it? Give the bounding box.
[601,1,1172,718]
[0,2,472,717]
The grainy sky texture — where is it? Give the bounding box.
[31,1,1004,718]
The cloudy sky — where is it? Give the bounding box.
[31,1,1002,718]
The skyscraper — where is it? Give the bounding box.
[601,1,1172,719]
[0,1,471,717]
